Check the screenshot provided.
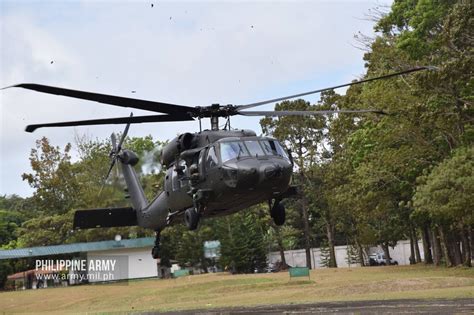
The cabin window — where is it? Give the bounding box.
[206,146,219,169]
[220,142,249,163]
[172,160,187,191]
[172,170,180,191]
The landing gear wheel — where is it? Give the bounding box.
[184,208,200,230]
[271,202,286,226]
[151,231,161,259]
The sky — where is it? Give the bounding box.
[0,0,392,197]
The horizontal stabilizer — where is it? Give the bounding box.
[74,207,137,229]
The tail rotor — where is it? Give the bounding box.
[99,113,133,194]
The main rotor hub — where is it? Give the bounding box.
[193,104,238,119]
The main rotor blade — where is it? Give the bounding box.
[117,113,133,152]
[238,109,386,116]
[4,83,198,115]
[25,113,194,133]
[237,67,434,110]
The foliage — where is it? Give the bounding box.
[21,137,79,215]
[218,207,269,273]
[413,146,473,226]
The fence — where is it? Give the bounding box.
[268,240,424,269]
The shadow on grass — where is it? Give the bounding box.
[286,280,314,286]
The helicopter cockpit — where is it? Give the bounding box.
[193,137,293,195]
[219,138,291,163]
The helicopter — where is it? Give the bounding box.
[2,66,431,258]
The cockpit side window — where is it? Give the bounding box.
[260,140,290,160]
[206,146,219,169]
[220,142,249,163]
[260,140,278,155]
[274,141,290,160]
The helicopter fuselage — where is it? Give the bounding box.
[131,129,294,231]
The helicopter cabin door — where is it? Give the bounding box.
[165,160,192,211]
[203,145,219,187]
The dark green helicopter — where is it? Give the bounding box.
[3,66,431,258]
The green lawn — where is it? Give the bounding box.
[0,265,473,314]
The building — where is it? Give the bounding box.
[0,237,162,289]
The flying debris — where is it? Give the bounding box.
[2,66,434,258]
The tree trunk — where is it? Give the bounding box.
[301,197,312,269]
[430,228,442,266]
[326,221,337,268]
[356,241,365,267]
[451,235,463,266]
[460,227,472,267]
[409,230,416,265]
[470,226,474,263]
[413,228,422,263]
[274,225,288,269]
[382,243,391,264]
[421,225,433,264]
[296,137,312,270]
[438,226,453,267]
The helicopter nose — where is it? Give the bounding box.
[237,167,259,187]
[264,164,283,179]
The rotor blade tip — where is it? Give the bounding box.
[1,84,19,90]
[25,125,36,133]
[425,66,439,71]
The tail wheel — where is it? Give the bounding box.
[271,202,286,226]
[184,208,200,230]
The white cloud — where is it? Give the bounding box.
[0,1,392,196]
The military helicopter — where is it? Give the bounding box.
[3,66,430,258]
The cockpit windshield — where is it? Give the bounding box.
[220,141,249,163]
[244,140,265,156]
[219,139,290,163]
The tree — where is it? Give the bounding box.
[413,146,473,266]
[0,209,23,246]
[218,207,269,273]
[261,99,326,269]
[22,137,78,216]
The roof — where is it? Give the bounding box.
[203,240,221,249]
[0,237,155,260]
[8,264,67,280]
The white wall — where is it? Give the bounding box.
[372,240,425,263]
[87,247,157,282]
[268,240,425,269]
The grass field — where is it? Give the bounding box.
[0,265,473,313]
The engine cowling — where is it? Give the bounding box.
[160,133,195,167]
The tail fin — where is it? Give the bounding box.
[120,159,148,211]
[73,207,137,229]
